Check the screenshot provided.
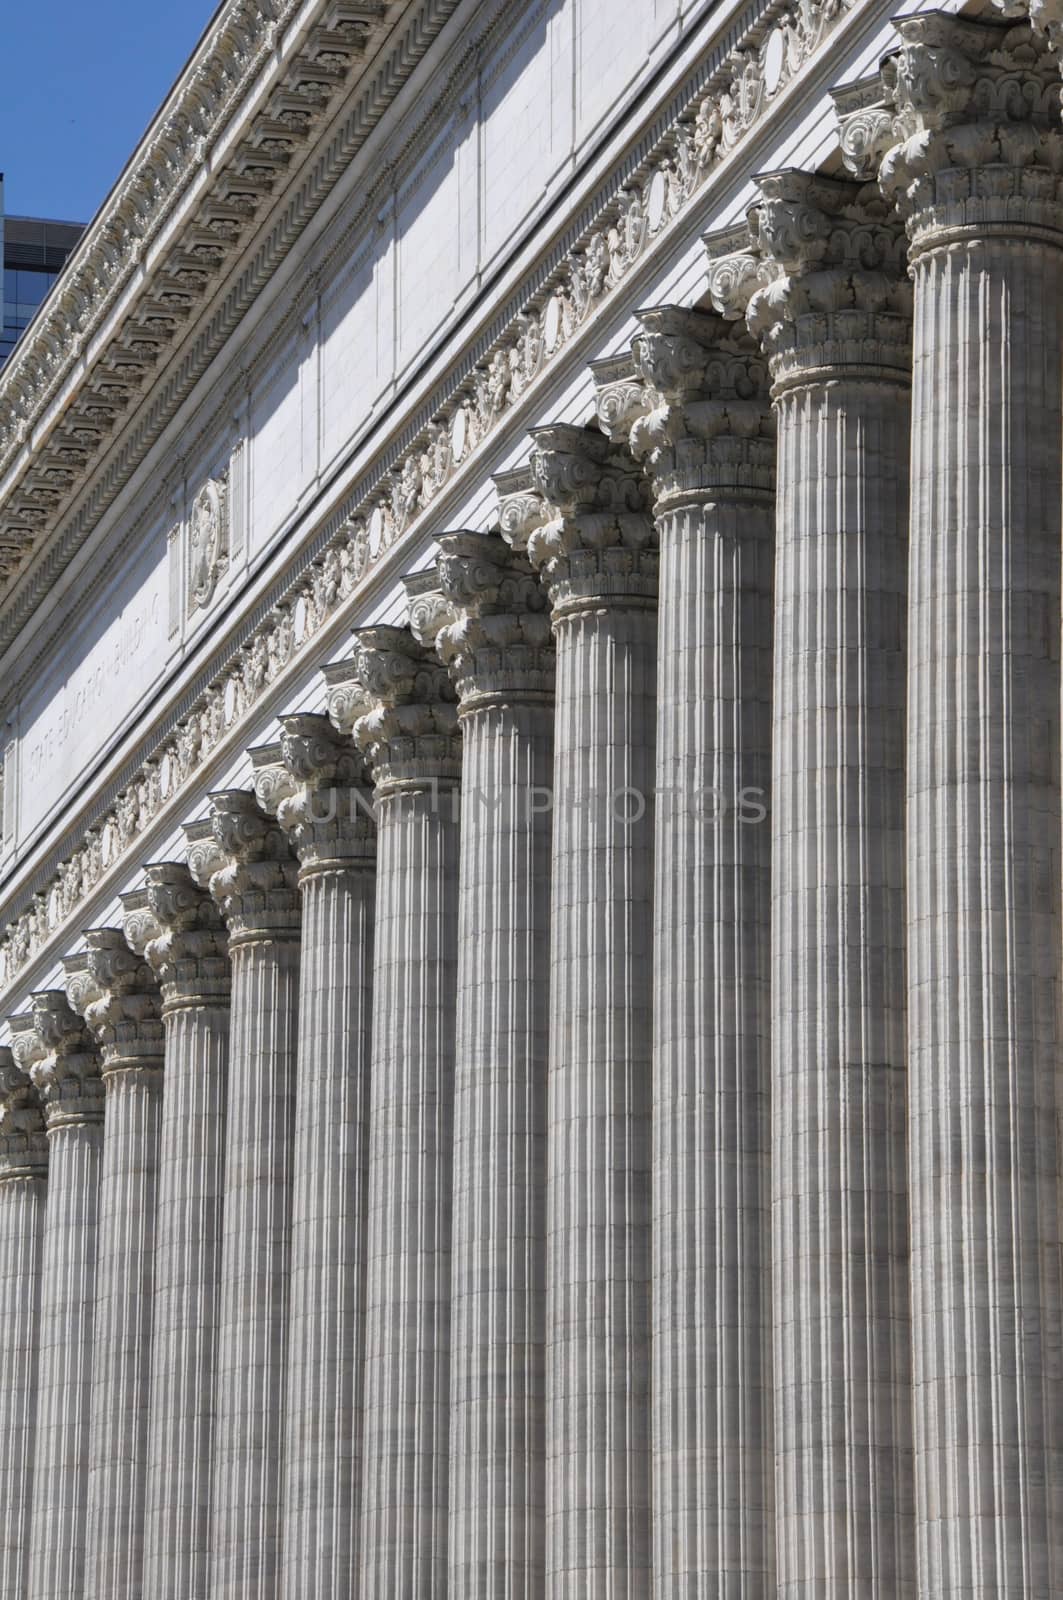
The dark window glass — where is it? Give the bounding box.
[0,262,69,360]
[15,268,53,308]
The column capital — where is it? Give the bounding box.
[0,1046,48,1179]
[410,532,555,712]
[7,992,104,1131]
[622,304,775,508]
[525,423,657,618]
[64,930,164,1085]
[403,569,455,655]
[832,76,900,185]
[121,865,231,1013]
[185,791,300,945]
[250,714,376,876]
[837,11,1063,254]
[702,220,771,321]
[589,353,654,443]
[706,172,911,392]
[248,741,292,821]
[993,0,1063,55]
[493,465,550,557]
[325,625,461,796]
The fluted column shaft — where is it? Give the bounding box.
[549,599,654,1598]
[627,310,776,1597]
[772,374,911,1596]
[64,933,165,1600]
[331,627,461,1597]
[33,1121,104,1600]
[188,793,301,1600]
[285,860,373,1593]
[86,1071,163,1598]
[364,786,458,1595]
[150,1004,227,1589]
[513,426,657,1598]
[411,534,555,1598]
[0,1053,48,1600]
[0,1178,46,1600]
[10,997,104,1600]
[907,225,1063,1597]
[253,715,377,1600]
[217,936,298,1595]
[840,16,1063,1591]
[450,701,551,1594]
[124,868,230,1600]
[709,175,916,1597]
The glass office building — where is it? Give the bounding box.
[0,179,84,367]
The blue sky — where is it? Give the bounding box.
[1,0,221,224]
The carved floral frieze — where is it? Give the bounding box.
[0,0,864,993]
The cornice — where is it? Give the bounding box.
[1,0,879,1000]
[0,0,457,640]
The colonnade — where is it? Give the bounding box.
[2,9,1063,1596]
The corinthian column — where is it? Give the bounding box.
[409,532,554,1598]
[186,791,300,1600]
[120,866,229,1600]
[603,310,776,1596]
[250,715,376,1600]
[839,18,1063,1593]
[325,625,461,1598]
[707,171,914,1596]
[501,423,656,1597]
[64,933,164,1600]
[0,1050,48,1599]
[8,993,104,1600]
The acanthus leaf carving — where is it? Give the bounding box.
[993,0,1063,54]
[589,354,653,444]
[625,305,775,508]
[525,423,657,613]
[63,928,163,1077]
[336,625,461,793]
[263,713,377,871]
[122,864,230,1009]
[186,789,300,942]
[0,1044,48,1177]
[707,171,911,388]
[419,531,554,709]
[836,10,1063,248]
[493,467,549,558]
[7,992,104,1128]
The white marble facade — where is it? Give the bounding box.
[2,0,1063,1595]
